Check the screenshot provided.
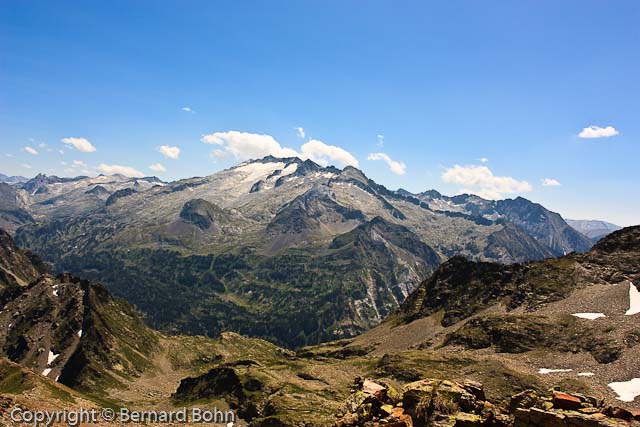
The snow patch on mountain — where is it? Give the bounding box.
[236,161,286,184]
[538,368,572,374]
[608,378,640,402]
[625,282,640,316]
[47,350,59,365]
[571,313,605,320]
[280,163,298,177]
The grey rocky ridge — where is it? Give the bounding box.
[3,156,595,347]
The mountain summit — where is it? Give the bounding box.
[5,156,594,347]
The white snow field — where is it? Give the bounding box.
[608,378,640,402]
[625,282,640,316]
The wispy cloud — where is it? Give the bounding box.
[201,130,359,168]
[367,152,407,175]
[181,106,195,113]
[97,163,144,177]
[578,125,619,139]
[479,157,489,163]
[21,163,32,169]
[442,164,532,200]
[23,146,38,155]
[61,137,97,152]
[73,160,87,167]
[541,178,561,186]
[295,127,305,139]
[158,145,180,159]
[376,135,384,148]
[149,163,167,172]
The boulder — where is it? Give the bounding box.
[454,412,482,426]
[553,392,583,411]
[603,406,633,421]
[363,379,386,400]
[510,389,540,410]
[402,379,478,426]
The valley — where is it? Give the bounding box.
[0,222,638,426]
[3,157,595,347]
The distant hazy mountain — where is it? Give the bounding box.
[566,218,622,242]
[0,173,28,184]
[7,156,593,347]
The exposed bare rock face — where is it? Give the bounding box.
[179,198,228,230]
[0,229,44,290]
[334,378,639,427]
[0,229,159,393]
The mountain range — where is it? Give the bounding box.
[0,221,638,425]
[0,173,28,185]
[567,219,623,242]
[0,157,603,346]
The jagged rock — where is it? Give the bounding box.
[553,392,583,411]
[362,379,386,400]
[461,380,485,402]
[402,379,479,426]
[179,198,227,230]
[510,389,541,410]
[603,407,633,421]
[454,412,482,426]
[336,378,639,427]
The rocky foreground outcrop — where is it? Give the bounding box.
[335,378,640,427]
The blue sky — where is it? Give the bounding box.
[1,1,638,225]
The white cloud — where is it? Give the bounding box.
[201,131,359,168]
[24,146,38,155]
[97,163,144,177]
[301,139,359,168]
[376,135,384,148]
[58,149,64,155]
[5,153,15,158]
[541,178,561,186]
[159,145,180,159]
[61,137,96,152]
[73,160,87,167]
[181,107,195,113]
[149,163,167,172]
[442,164,532,200]
[21,163,32,169]
[295,127,305,139]
[578,125,619,139]
[367,152,407,175]
[479,157,489,163]
[38,143,47,148]
[201,131,297,158]
[60,161,67,166]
